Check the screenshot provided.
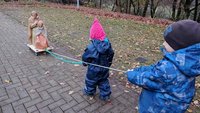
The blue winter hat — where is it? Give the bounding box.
[164,20,200,50]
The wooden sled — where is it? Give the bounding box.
[27,44,53,56]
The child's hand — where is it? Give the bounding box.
[82,62,88,66]
[127,69,134,72]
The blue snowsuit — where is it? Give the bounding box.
[127,43,200,113]
[82,38,114,100]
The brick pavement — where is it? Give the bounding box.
[0,12,137,113]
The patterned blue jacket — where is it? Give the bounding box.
[127,43,200,113]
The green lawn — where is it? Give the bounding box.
[1,4,200,112]
[0,5,164,68]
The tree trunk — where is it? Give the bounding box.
[172,0,177,20]
[125,0,131,14]
[184,0,193,19]
[112,0,122,12]
[95,0,97,8]
[197,12,200,23]
[87,0,90,4]
[100,0,102,8]
[193,0,198,20]
[125,0,128,13]
[142,0,149,17]
[136,0,140,15]
[130,0,135,14]
[150,0,154,18]
[112,0,117,11]
[176,0,183,20]
[150,0,159,18]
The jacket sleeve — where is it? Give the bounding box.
[126,60,171,90]
[108,47,114,66]
[82,45,98,63]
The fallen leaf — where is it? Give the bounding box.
[69,91,74,95]
[131,86,136,89]
[125,82,131,88]
[112,85,116,87]
[4,80,11,83]
[89,96,93,100]
[136,90,140,93]
[110,71,114,76]
[187,109,193,113]
[193,100,199,105]
[121,66,125,69]
[30,89,36,93]
[120,77,124,80]
[68,46,75,50]
[45,71,50,75]
[76,54,81,57]
[59,82,65,85]
[106,99,112,105]
[74,64,80,67]
[195,83,200,88]
[124,90,129,93]
[118,72,123,75]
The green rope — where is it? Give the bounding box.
[45,49,127,73]
[46,50,83,64]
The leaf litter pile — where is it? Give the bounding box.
[1,3,200,112]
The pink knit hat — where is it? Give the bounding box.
[89,18,106,41]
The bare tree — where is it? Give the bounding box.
[125,0,131,13]
[132,0,142,15]
[197,11,200,22]
[150,0,160,18]
[193,0,199,20]
[172,0,178,20]
[142,0,149,17]
[100,0,102,8]
[112,0,122,12]
[184,0,194,19]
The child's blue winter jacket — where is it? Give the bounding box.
[127,43,200,113]
[82,38,114,99]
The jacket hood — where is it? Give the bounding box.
[91,38,111,54]
[162,43,200,77]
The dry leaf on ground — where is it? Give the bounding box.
[59,82,65,85]
[4,80,11,83]
[69,91,74,95]
[74,64,80,67]
[124,90,129,93]
[112,85,116,87]
[45,71,50,75]
[187,109,193,113]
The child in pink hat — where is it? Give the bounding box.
[82,18,114,101]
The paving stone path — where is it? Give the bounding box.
[0,12,137,113]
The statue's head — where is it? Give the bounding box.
[31,11,38,19]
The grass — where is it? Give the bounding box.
[1,4,199,112]
[0,5,164,69]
